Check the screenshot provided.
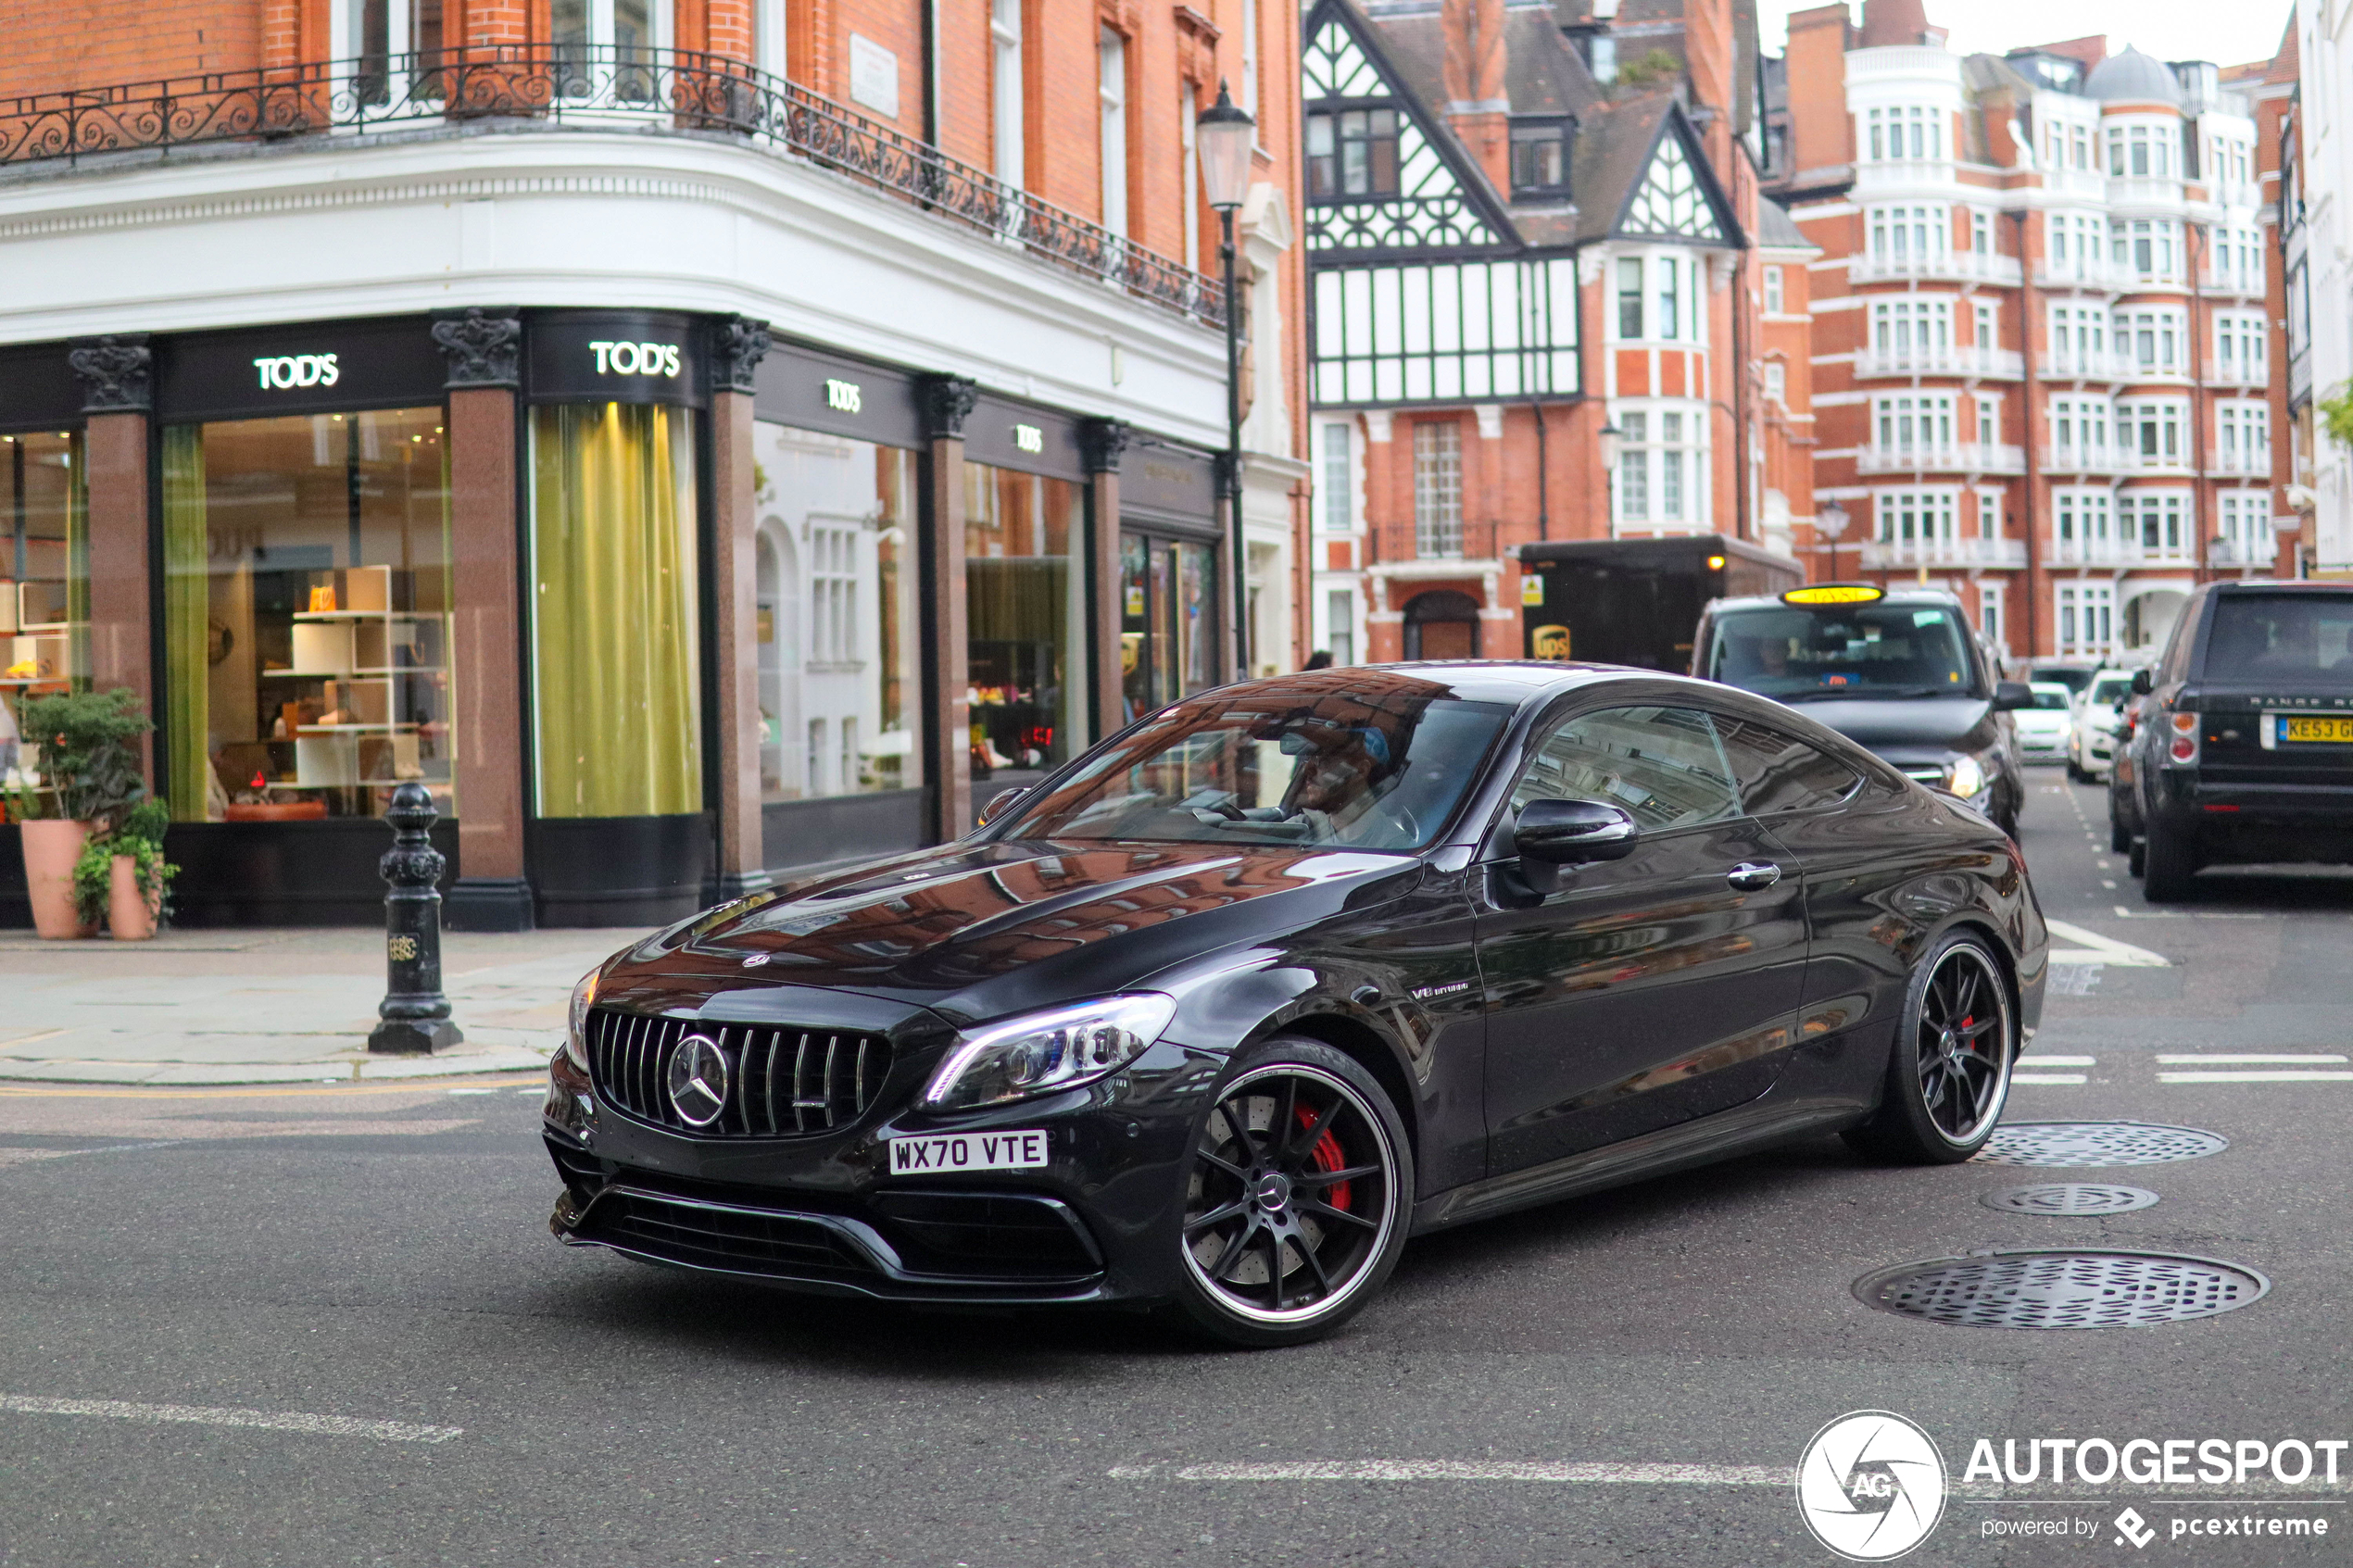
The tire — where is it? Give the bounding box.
[1164,1037,1413,1348]
[2108,814,2129,854]
[1845,933,2019,1165]
[2064,759,2084,784]
[2142,821,2199,902]
[2128,836,2146,878]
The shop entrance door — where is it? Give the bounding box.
[1118,532,1221,724]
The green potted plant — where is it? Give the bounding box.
[72,797,176,941]
[14,688,154,940]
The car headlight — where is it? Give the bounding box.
[563,970,598,1071]
[1944,753,1988,799]
[921,994,1176,1112]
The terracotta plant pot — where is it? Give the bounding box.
[19,819,94,940]
[223,800,328,822]
[107,854,160,941]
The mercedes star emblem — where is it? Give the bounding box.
[666,1033,730,1127]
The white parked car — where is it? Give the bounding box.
[2012,681,2076,763]
[2067,668,2139,783]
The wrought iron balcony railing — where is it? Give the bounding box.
[0,46,1225,327]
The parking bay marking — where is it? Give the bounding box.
[2156,1054,2348,1065]
[0,1395,460,1444]
[2012,1073,2089,1085]
[2159,1071,2353,1084]
[1110,1461,1789,1486]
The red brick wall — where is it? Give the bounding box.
[1,1,261,95]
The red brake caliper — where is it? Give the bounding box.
[1298,1106,1351,1212]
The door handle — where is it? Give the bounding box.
[1726,861,1782,891]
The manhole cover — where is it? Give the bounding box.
[1856,1250,2269,1329]
[1972,1122,2227,1167]
[1982,1183,2160,1215]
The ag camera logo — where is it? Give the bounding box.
[1796,1411,1947,1561]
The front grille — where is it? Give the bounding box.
[585,1008,891,1137]
[584,1189,874,1278]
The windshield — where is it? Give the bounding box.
[2204,596,2353,687]
[2026,686,2072,711]
[1707,602,1982,701]
[2086,673,2135,707]
[992,672,1510,851]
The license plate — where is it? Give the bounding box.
[886,1129,1051,1174]
[2278,715,2353,745]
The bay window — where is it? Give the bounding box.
[1612,403,1708,531]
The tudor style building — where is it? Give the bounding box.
[1302,0,1814,666]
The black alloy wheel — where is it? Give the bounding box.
[1169,1039,1412,1348]
[1846,933,2017,1164]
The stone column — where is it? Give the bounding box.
[431,308,533,932]
[708,315,773,899]
[67,336,154,785]
[1078,418,1130,746]
[918,375,976,843]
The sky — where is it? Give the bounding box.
[1752,0,2296,71]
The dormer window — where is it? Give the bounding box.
[1510,119,1570,197]
[1307,108,1401,199]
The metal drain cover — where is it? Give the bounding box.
[1972,1122,2228,1168]
[1982,1183,2160,1215]
[1856,1250,2269,1329]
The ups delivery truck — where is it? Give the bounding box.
[1516,535,1801,672]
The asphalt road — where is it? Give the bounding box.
[3,776,2350,1567]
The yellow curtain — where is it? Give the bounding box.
[530,403,702,818]
[160,426,212,822]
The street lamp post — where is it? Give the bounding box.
[1816,501,1851,582]
[1597,421,1624,532]
[1196,82,1255,680]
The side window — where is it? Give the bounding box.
[1714,715,1864,814]
[1510,706,1740,832]
[2159,600,2200,684]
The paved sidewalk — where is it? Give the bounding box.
[0,926,649,1085]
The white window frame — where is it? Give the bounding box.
[1325,588,1356,666]
[1978,581,2007,654]
[1762,264,1783,314]
[2057,582,2116,658]
[1098,28,1127,236]
[754,0,786,77]
[1869,296,1953,352]
[1974,485,2005,541]
[1318,421,1356,532]
[1871,393,1957,456]
[1868,204,1950,260]
[1611,400,1710,531]
[992,0,1025,189]
[1872,487,1960,546]
[1179,88,1200,270]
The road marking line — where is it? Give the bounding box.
[2012,1073,2089,1085]
[2158,1071,2353,1084]
[0,1395,460,1444]
[447,1088,497,1096]
[2020,1055,2096,1066]
[2155,1054,2349,1065]
[1110,1461,1789,1486]
[2045,919,2170,968]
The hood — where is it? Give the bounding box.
[1778,695,1999,756]
[605,837,1422,1022]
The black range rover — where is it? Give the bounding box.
[2114,581,2353,900]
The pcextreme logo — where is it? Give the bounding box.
[1796,1411,1948,1562]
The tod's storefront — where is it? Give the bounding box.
[0,310,1226,930]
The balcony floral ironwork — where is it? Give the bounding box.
[0,45,1226,327]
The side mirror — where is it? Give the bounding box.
[1992,681,2033,711]
[1515,798,1639,865]
[2130,669,2153,696]
[979,786,1028,826]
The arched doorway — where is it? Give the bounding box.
[1403,589,1482,660]
[2121,585,2189,657]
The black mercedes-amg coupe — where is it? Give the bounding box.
[545,663,2048,1345]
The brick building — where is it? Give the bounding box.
[0,0,1307,928]
[1770,0,2299,667]
[1300,0,1815,669]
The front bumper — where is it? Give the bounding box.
[542,1046,1207,1305]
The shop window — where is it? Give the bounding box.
[527,403,699,819]
[966,461,1086,791]
[1,431,87,781]
[1120,533,1219,721]
[751,423,923,804]
[161,410,453,822]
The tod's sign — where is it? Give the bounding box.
[526,312,705,408]
[252,353,341,389]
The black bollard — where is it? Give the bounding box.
[369,781,463,1055]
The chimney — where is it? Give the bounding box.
[1442,0,1512,194]
[1781,3,1853,179]
[1857,0,1931,49]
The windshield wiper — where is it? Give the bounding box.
[1775,684,1950,702]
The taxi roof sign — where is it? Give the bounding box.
[1782,583,1885,606]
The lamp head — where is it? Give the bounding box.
[1196,80,1256,211]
